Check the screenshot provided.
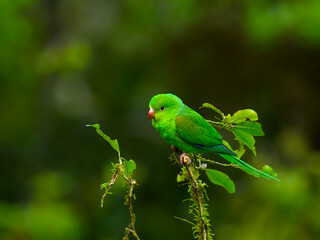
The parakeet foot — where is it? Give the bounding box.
[180,153,191,165]
[171,145,177,152]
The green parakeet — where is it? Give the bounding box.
[148,93,279,182]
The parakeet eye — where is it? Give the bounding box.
[160,106,165,111]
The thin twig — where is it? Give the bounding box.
[101,169,119,207]
[128,180,139,240]
[200,158,236,167]
[174,216,196,226]
[120,166,140,240]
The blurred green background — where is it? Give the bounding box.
[1,0,320,239]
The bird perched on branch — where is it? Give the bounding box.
[148,93,279,182]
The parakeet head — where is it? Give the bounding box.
[148,94,184,125]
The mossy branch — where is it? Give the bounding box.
[100,168,119,207]
[122,165,139,240]
[172,152,213,240]
[185,162,210,240]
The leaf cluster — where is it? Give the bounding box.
[198,103,278,192]
[202,103,264,157]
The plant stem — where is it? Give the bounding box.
[101,169,119,207]
[185,163,208,240]
[127,179,140,240]
[200,158,236,167]
[120,166,140,240]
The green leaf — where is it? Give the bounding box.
[177,173,186,182]
[231,128,256,155]
[201,103,224,117]
[205,169,235,194]
[222,139,234,152]
[100,182,108,190]
[123,160,136,177]
[228,109,258,123]
[177,166,199,182]
[192,167,200,180]
[261,165,278,179]
[234,143,246,158]
[87,124,120,155]
[234,121,265,136]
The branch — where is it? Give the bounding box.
[185,162,209,240]
[120,166,140,240]
[101,169,119,207]
[200,158,238,168]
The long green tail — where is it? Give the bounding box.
[219,153,280,182]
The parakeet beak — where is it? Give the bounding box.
[148,108,155,120]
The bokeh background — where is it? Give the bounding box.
[1,0,320,239]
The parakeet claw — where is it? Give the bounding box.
[180,153,191,165]
[171,145,176,152]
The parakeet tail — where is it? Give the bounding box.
[218,153,280,182]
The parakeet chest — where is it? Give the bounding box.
[155,120,175,142]
[154,118,199,153]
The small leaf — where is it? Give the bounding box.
[191,167,200,180]
[234,143,246,158]
[234,121,265,136]
[177,173,186,182]
[228,109,258,123]
[222,139,234,152]
[100,182,108,190]
[124,160,136,177]
[261,165,278,179]
[201,103,224,117]
[231,128,256,155]
[205,169,235,194]
[87,124,120,155]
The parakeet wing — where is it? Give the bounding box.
[175,109,225,150]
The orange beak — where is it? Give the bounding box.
[148,108,155,120]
